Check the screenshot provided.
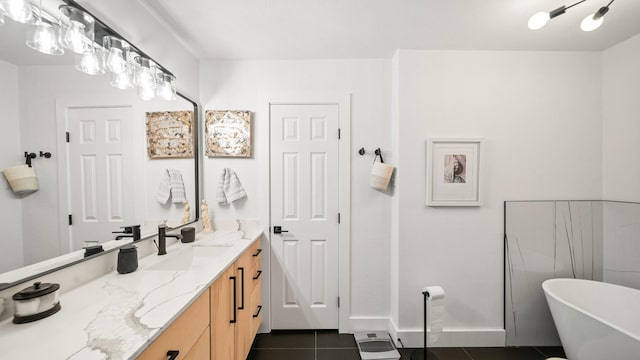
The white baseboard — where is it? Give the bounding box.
[339,316,392,334]
[394,327,506,348]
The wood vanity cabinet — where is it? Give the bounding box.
[137,289,210,360]
[137,240,262,360]
[211,240,262,360]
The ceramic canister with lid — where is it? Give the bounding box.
[12,281,61,324]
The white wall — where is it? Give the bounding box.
[602,34,640,202]
[392,50,603,346]
[199,59,392,329]
[0,60,24,273]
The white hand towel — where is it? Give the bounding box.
[156,173,171,204]
[216,168,247,204]
[216,168,229,204]
[168,169,186,203]
[225,169,247,203]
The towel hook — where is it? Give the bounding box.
[358,147,384,163]
[374,148,384,163]
[24,152,37,167]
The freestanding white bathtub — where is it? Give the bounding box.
[542,278,640,360]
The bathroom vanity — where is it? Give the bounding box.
[0,229,262,359]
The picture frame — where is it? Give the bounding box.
[426,138,483,206]
[205,110,252,157]
[145,111,194,159]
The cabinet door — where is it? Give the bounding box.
[235,248,254,360]
[211,266,236,360]
[137,289,209,360]
[184,327,210,360]
[250,282,262,339]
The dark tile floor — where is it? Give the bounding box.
[247,330,566,360]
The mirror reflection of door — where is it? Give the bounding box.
[66,106,135,250]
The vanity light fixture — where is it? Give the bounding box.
[528,0,614,32]
[134,56,157,100]
[59,5,94,54]
[580,0,614,32]
[103,35,129,75]
[0,0,33,24]
[157,72,177,101]
[26,1,63,56]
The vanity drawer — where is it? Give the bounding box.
[137,289,210,360]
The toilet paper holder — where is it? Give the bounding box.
[411,287,444,360]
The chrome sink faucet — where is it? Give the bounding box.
[157,224,183,255]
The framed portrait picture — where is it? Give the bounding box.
[146,111,194,159]
[205,110,252,157]
[426,138,483,206]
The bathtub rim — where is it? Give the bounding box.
[542,278,640,343]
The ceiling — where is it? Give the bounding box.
[137,0,640,60]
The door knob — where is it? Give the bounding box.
[273,226,289,234]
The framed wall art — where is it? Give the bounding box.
[426,138,483,206]
[146,111,194,159]
[205,110,252,157]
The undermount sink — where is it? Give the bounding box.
[146,244,234,271]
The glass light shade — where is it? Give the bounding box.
[134,56,156,100]
[26,20,64,56]
[59,5,94,54]
[75,46,104,75]
[581,13,604,32]
[103,36,129,74]
[157,72,176,101]
[110,66,134,90]
[528,11,550,30]
[137,83,156,100]
[0,0,33,23]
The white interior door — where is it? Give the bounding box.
[270,103,340,329]
[66,106,134,249]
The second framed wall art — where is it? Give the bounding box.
[426,138,483,206]
[205,110,252,157]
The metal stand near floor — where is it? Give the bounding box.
[411,289,430,360]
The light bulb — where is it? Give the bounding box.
[106,48,127,74]
[26,21,64,56]
[76,48,104,75]
[137,83,156,100]
[110,69,133,90]
[0,0,33,23]
[581,13,604,32]
[528,11,550,30]
[63,20,86,53]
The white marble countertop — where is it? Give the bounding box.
[0,229,261,360]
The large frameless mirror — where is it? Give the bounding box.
[0,0,199,289]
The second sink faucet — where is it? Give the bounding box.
[157,224,183,255]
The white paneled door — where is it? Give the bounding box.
[270,103,340,329]
[67,107,134,250]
